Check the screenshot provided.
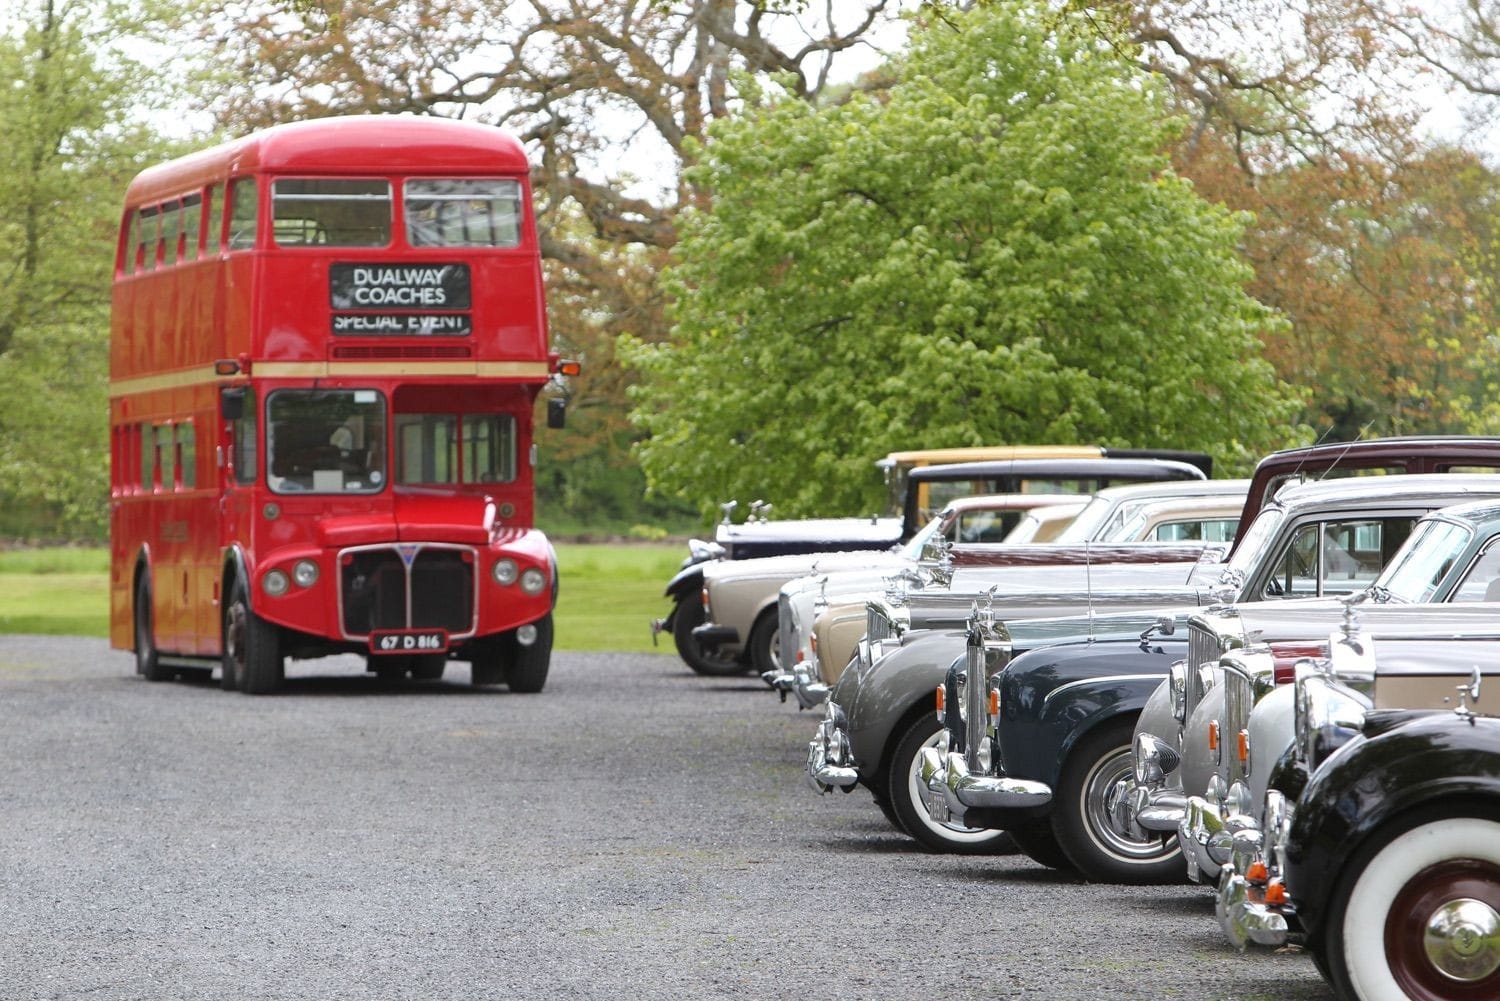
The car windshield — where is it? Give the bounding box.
[1373,518,1473,603]
[1050,494,1113,543]
[1219,506,1286,588]
[900,513,949,559]
[266,389,386,494]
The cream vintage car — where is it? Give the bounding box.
[688,492,1083,678]
[775,478,1248,709]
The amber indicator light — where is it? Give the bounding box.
[1208,720,1219,751]
[1237,729,1249,763]
[1265,881,1288,906]
[935,685,945,715]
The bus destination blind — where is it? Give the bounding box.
[329,263,472,336]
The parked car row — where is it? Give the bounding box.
[660,436,1500,1000]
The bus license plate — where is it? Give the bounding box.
[369,630,449,654]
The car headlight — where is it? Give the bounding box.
[492,558,519,585]
[1134,732,1181,785]
[262,569,289,597]
[293,560,319,588]
[1264,788,1292,874]
[520,568,547,595]
[1294,672,1369,769]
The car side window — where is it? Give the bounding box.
[1263,517,1410,598]
[1449,541,1500,602]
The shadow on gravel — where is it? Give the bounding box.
[148,671,514,698]
[964,864,1089,886]
[1129,891,1217,914]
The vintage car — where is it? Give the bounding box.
[1000,501,1090,543]
[708,478,1244,685]
[679,492,1088,677]
[916,479,1500,876]
[778,435,1500,710]
[1213,626,1500,1001]
[808,474,1500,855]
[773,478,1249,705]
[1138,496,1500,885]
[1163,497,1500,888]
[658,455,1207,675]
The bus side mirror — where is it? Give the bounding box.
[221,387,246,422]
[547,397,567,430]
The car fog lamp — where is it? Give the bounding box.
[976,736,994,773]
[520,568,547,595]
[1296,674,1369,768]
[492,558,519,586]
[516,623,538,646]
[1225,780,1254,818]
[293,560,319,588]
[262,569,290,597]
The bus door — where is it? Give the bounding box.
[218,386,258,649]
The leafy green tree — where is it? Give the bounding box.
[0,1,179,539]
[624,2,1305,518]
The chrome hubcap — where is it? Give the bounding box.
[1424,898,1500,982]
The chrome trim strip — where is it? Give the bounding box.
[1041,674,1165,713]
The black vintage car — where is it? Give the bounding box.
[1280,702,1500,1000]
[659,454,1208,674]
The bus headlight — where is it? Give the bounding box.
[262,569,290,597]
[520,568,547,595]
[492,558,519,585]
[293,560,319,588]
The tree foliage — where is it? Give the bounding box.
[624,2,1304,517]
[0,1,179,540]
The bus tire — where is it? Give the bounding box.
[505,613,552,694]
[134,574,173,682]
[226,580,283,695]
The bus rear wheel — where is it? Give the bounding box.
[134,575,173,683]
[225,581,283,695]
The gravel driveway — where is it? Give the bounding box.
[0,637,1333,1000]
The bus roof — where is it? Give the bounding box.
[125,116,531,206]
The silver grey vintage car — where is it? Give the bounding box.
[1135,495,1500,885]
[809,474,1500,856]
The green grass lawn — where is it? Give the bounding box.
[0,543,685,653]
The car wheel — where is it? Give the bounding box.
[747,609,780,678]
[226,580,283,695]
[886,711,1014,854]
[1009,818,1075,872]
[1052,719,1183,883]
[134,574,173,682]
[670,597,747,677]
[504,613,552,694]
[1326,812,1500,1001]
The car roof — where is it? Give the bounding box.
[1269,473,1500,513]
[909,457,1205,481]
[1087,478,1252,501]
[937,493,1093,515]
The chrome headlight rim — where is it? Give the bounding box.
[262,569,290,597]
[292,559,319,588]
[492,558,519,586]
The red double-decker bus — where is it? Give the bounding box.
[108,116,573,694]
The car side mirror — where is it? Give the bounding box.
[546,397,567,429]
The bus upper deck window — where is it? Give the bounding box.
[227,177,257,251]
[159,201,181,267]
[273,178,391,247]
[181,193,202,262]
[405,179,521,248]
[136,206,160,271]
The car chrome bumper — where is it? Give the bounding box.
[1128,783,1188,833]
[1216,861,1291,950]
[769,659,829,710]
[691,622,739,650]
[805,703,859,793]
[1179,796,1260,884]
[917,749,1053,826]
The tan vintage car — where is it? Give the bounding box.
[787,479,1249,702]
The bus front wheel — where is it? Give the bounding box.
[225,581,283,695]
